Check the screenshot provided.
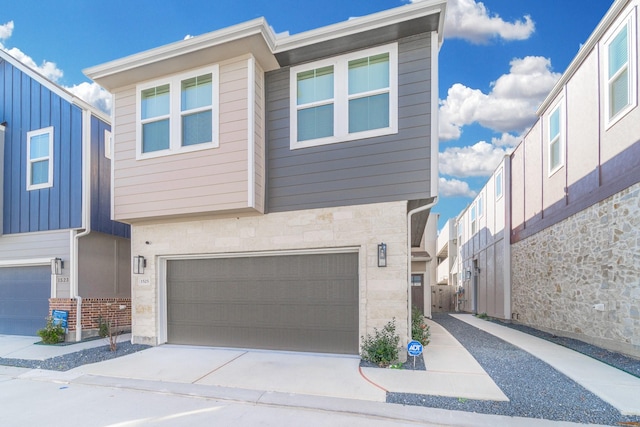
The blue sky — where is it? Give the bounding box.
[0,0,615,229]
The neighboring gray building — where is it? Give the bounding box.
[85,1,446,355]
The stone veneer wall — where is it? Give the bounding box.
[49,298,132,340]
[129,201,410,349]
[511,182,640,358]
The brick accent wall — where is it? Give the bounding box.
[49,298,131,338]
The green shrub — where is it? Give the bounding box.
[98,316,109,338]
[476,312,489,320]
[37,317,65,344]
[360,318,400,367]
[411,306,430,346]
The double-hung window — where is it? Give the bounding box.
[547,102,564,175]
[603,11,637,126]
[137,66,218,159]
[470,204,477,235]
[290,43,398,149]
[495,168,503,200]
[26,127,53,190]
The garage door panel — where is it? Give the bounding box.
[0,266,50,336]
[167,253,359,354]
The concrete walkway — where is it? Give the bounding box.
[451,314,640,416]
[361,319,508,401]
[0,334,131,360]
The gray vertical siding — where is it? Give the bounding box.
[265,33,433,212]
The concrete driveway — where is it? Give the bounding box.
[11,319,505,404]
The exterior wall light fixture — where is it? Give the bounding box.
[133,255,146,274]
[377,243,387,267]
[51,258,63,275]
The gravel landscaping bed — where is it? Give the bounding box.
[0,341,150,371]
[387,313,640,426]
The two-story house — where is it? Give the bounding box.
[454,0,639,358]
[85,0,445,355]
[0,49,131,339]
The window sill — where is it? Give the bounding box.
[136,141,219,160]
[290,126,397,150]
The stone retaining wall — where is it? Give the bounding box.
[511,182,640,358]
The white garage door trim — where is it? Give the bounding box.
[157,247,360,346]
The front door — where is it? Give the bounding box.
[411,274,424,314]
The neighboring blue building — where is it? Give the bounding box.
[0,49,131,338]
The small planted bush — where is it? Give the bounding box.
[361,318,400,367]
[411,305,430,346]
[37,317,65,344]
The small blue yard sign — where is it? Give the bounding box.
[407,340,423,357]
[52,310,68,330]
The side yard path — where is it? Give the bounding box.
[388,313,640,426]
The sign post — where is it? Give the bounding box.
[407,340,424,369]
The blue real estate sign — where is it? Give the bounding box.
[407,340,423,357]
[52,310,69,330]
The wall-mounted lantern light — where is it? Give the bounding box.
[474,266,481,276]
[465,270,472,280]
[51,258,63,275]
[377,243,387,267]
[133,255,146,274]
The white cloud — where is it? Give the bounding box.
[491,132,522,148]
[439,56,560,140]
[0,21,64,83]
[66,82,112,115]
[439,177,477,197]
[423,0,535,44]
[440,140,510,178]
[0,20,14,40]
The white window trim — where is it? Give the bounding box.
[289,43,398,150]
[603,8,637,129]
[495,167,504,200]
[477,193,484,218]
[136,65,219,160]
[26,126,54,191]
[547,99,565,177]
[104,129,112,160]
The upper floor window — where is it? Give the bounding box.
[26,127,53,190]
[137,66,219,159]
[470,204,477,235]
[603,10,637,127]
[290,43,398,149]
[477,193,484,218]
[495,167,503,200]
[547,102,564,175]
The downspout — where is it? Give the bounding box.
[407,196,438,334]
[71,110,93,341]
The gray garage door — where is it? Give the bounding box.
[167,252,359,354]
[0,266,51,336]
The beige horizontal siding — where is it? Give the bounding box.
[113,58,254,221]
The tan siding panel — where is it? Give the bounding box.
[113,58,252,222]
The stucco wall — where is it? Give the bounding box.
[512,182,640,358]
[129,201,410,349]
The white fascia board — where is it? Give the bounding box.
[273,0,446,53]
[84,18,277,84]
